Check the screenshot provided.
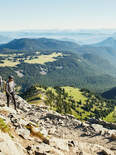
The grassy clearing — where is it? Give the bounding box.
[62,87,93,120]
[0,54,9,57]
[47,86,90,119]
[24,52,62,64]
[27,94,41,101]
[0,60,20,67]
[0,53,24,67]
[0,52,62,67]
[29,100,43,105]
[63,86,87,103]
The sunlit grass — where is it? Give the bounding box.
[47,87,57,95]
[0,52,62,66]
[0,60,20,67]
[0,118,10,133]
[104,107,116,123]
[24,52,62,64]
[0,53,24,67]
[29,100,43,105]
[63,86,87,103]
[0,54,9,57]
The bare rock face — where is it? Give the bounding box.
[0,131,27,155]
[0,93,31,112]
[0,93,116,155]
[75,141,114,155]
[15,95,32,112]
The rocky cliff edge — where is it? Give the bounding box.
[0,92,116,155]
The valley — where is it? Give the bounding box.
[0,38,116,93]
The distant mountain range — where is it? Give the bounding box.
[92,37,116,49]
[0,29,116,44]
[0,35,11,44]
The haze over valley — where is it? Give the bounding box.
[0,29,116,44]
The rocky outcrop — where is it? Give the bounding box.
[0,93,116,155]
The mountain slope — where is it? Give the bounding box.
[82,53,116,75]
[80,43,116,67]
[92,37,116,49]
[102,87,116,99]
[101,87,116,123]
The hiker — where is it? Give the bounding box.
[0,76,3,92]
[6,76,17,111]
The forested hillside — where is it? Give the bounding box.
[0,38,116,92]
[22,85,116,121]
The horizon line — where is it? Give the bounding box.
[0,28,116,32]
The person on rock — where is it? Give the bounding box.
[6,75,17,111]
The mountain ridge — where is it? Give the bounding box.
[0,38,80,52]
[92,37,116,49]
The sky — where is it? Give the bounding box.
[0,0,116,31]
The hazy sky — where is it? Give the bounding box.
[0,0,116,31]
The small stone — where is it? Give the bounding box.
[17,128,30,139]
[68,140,75,147]
[40,128,48,137]
[48,127,56,135]
[110,133,116,140]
